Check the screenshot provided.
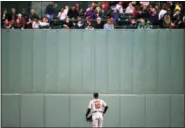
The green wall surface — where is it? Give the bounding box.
[2,29,184,127]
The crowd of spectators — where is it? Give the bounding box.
[1,1,185,29]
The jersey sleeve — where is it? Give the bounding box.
[88,101,92,109]
[102,100,107,107]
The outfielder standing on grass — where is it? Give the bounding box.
[85,93,109,128]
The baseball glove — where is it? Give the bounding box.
[86,115,92,122]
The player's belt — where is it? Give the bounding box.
[93,111,103,113]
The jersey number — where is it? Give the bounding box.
[95,103,100,109]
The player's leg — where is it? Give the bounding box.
[92,115,98,128]
[98,115,104,127]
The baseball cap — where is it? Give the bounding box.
[17,13,22,17]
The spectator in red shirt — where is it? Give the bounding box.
[101,2,109,11]
[12,18,23,29]
[17,13,25,28]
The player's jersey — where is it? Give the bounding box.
[88,99,107,112]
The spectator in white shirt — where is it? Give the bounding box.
[32,18,40,29]
[64,6,69,16]
[116,2,123,14]
[158,4,168,20]
[39,17,50,28]
[58,8,67,20]
[125,2,135,14]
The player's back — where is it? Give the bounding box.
[89,99,107,112]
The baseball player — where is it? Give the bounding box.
[85,93,109,128]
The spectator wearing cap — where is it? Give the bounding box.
[67,5,79,19]
[104,18,114,30]
[94,17,103,29]
[17,13,26,28]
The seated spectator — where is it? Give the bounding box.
[17,13,26,28]
[125,2,135,14]
[32,17,40,29]
[162,13,171,28]
[58,8,67,21]
[85,18,94,30]
[3,19,12,29]
[2,9,8,23]
[9,8,17,21]
[91,2,97,9]
[12,18,23,29]
[104,18,114,30]
[116,2,124,14]
[178,16,185,28]
[137,18,146,29]
[29,9,39,20]
[63,17,73,29]
[112,9,119,22]
[172,9,182,26]
[21,8,28,21]
[94,17,103,29]
[158,4,168,20]
[75,3,81,12]
[74,16,84,29]
[95,6,102,18]
[85,6,96,19]
[140,1,150,10]
[39,17,50,28]
[147,6,159,25]
[101,1,109,11]
[79,8,84,16]
[64,5,69,16]
[45,2,57,21]
[67,5,79,19]
[26,18,32,29]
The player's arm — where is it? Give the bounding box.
[103,101,108,115]
[85,101,91,117]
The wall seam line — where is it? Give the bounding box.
[81,31,84,93]
[132,30,135,94]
